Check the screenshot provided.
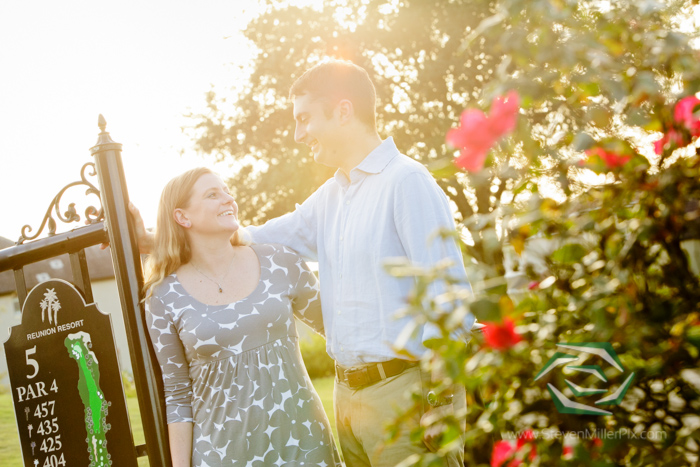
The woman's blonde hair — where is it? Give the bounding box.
[143,167,248,299]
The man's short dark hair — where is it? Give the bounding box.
[290,59,377,129]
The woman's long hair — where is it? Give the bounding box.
[143,167,248,299]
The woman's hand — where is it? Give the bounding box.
[128,202,154,255]
[98,202,154,254]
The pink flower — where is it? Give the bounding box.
[454,148,490,172]
[674,95,700,136]
[447,110,499,172]
[528,281,540,290]
[490,431,537,467]
[447,92,520,173]
[482,318,522,351]
[489,91,520,137]
[586,147,631,169]
[654,129,685,155]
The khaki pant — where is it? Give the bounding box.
[334,366,466,467]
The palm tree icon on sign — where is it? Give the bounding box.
[535,342,636,416]
[39,288,61,325]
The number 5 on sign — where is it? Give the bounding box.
[25,346,39,379]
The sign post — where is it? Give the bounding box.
[4,279,137,467]
[1,115,171,466]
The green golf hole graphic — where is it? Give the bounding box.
[65,332,112,466]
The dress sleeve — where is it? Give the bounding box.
[145,294,194,423]
[393,170,475,344]
[285,248,325,337]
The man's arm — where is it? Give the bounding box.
[127,194,320,260]
[393,170,475,342]
[246,186,323,261]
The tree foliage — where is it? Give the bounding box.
[191,0,496,225]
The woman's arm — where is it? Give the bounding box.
[168,422,193,467]
[145,295,196,464]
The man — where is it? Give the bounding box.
[245,60,475,466]
[133,59,474,466]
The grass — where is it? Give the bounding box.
[0,377,335,465]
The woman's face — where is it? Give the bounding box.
[176,173,239,235]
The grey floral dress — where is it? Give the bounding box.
[146,244,342,466]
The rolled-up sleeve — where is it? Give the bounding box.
[146,296,193,423]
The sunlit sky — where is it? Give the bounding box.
[0,1,267,241]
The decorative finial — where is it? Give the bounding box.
[98,114,107,132]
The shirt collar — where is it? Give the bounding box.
[333,137,399,187]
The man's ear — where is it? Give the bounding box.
[337,99,354,124]
[174,209,191,228]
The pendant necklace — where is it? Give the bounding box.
[190,251,236,293]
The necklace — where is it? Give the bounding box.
[190,252,236,293]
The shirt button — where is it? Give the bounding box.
[345,200,350,205]
[337,310,341,315]
[340,236,344,241]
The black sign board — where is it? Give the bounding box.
[4,279,138,467]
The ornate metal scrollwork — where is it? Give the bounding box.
[18,163,104,244]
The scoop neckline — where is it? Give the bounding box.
[172,244,264,307]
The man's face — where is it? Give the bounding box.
[292,93,342,168]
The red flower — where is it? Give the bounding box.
[491,431,536,467]
[518,430,536,443]
[562,445,574,460]
[674,95,700,136]
[482,318,522,351]
[491,440,517,467]
[448,92,520,172]
[591,437,603,448]
[654,129,685,155]
[586,147,631,168]
[528,281,540,290]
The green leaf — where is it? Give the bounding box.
[470,298,501,323]
[551,243,587,264]
[428,158,459,179]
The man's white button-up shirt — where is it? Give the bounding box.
[248,137,474,366]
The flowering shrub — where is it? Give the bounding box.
[388,1,700,466]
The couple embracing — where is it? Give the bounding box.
[140,60,475,467]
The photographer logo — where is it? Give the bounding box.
[535,342,635,416]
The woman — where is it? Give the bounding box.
[144,167,342,466]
